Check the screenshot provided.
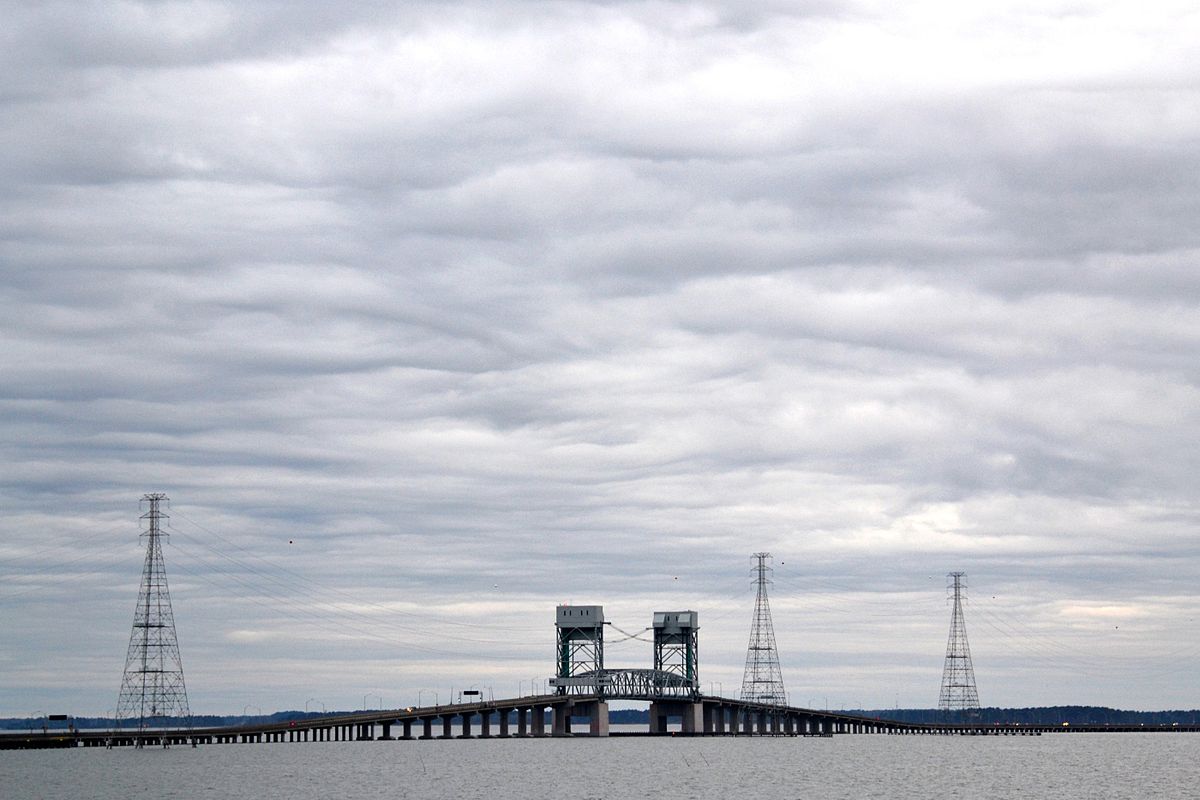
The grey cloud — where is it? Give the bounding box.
[3,0,1199,715]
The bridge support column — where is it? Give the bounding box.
[379,722,393,740]
[440,715,453,739]
[648,700,703,734]
[401,719,412,740]
[531,706,546,736]
[590,701,609,736]
[480,711,492,738]
[421,718,433,739]
[460,713,473,739]
[552,703,570,736]
[517,707,528,736]
[648,701,668,733]
[499,711,509,737]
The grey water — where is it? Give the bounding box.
[3,734,1198,800]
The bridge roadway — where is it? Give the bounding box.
[12,694,1195,749]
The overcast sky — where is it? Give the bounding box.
[2,0,1199,718]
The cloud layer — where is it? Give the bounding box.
[2,0,1199,715]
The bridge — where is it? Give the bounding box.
[15,695,1200,750]
[2,602,1193,749]
[1,694,1050,750]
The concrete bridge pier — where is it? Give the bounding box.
[516,707,528,736]
[498,711,510,737]
[420,717,433,739]
[552,699,605,736]
[531,706,546,736]
[552,703,569,735]
[563,699,609,736]
[648,700,703,734]
[440,715,453,739]
[480,712,492,738]
[460,713,473,739]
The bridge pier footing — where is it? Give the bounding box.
[648,700,703,734]
[531,707,546,736]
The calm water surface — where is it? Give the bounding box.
[4,733,1197,799]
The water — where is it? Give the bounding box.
[4,733,1198,799]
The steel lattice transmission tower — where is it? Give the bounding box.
[938,571,980,714]
[740,552,787,705]
[115,493,192,738]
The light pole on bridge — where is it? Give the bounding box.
[305,699,325,714]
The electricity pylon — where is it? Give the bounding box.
[938,571,980,716]
[740,552,787,705]
[115,493,191,743]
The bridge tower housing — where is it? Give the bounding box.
[652,610,699,694]
[554,605,605,695]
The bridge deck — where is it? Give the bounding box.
[4,695,1197,749]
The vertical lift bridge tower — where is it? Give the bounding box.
[653,611,699,690]
[552,605,608,735]
[648,610,703,733]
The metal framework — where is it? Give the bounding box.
[740,552,787,705]
[602,668,696,700]
[549,668,696,700]
[115,494,191,740]
[554,605,605,696]
[938,571,980,714]
[653,610,699,696]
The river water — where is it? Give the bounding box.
[3,733,1197,799]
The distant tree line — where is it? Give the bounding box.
[853,707,1200,727]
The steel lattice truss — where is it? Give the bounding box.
[115,494,191,732]
[740,552,787,705]
[938,571,980,712]
[550,669,696,700]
